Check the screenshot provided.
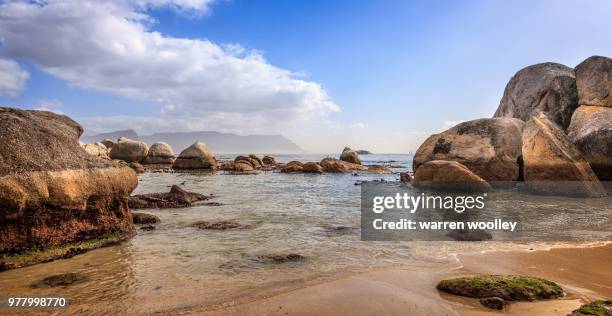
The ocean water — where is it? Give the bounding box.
[0,154,609,315]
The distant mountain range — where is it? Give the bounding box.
[80,129,304,154]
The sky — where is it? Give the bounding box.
[1,0,611,153]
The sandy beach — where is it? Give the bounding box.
[190,243,612,316]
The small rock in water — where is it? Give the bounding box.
[446,229,492,241]
[140,225,156,231]
[31,273,89,288]
[132,212,160,224]
[479,297,506,310]
[568,300,612,316]
[190,220,251,230]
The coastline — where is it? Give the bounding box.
[184,243,612,316]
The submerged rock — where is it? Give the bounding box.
[128,185,209,209]
[219,253,306,269]
[132,212,160,224]
[522,114,606,197]
[494,62,578,129]
[436,275,564,301]
[173,141,217,170]
[190,220,251,230]
[0,107,137,267]
[446,229,492,241]
[256,253,306,264]
[413,160,492,192]
[142,142,175,164]
[568,300,612,316]
[575,55,612,107]
[109,137,149,163]
[340,147,362,165]
[413,118,524,182]
[30,273,89,288]
[567,105,612,180]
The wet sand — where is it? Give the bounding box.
[190,244,612,316]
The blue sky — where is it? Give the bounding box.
[1,0,611,152]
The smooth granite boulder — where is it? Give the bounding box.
[522,114,606,197]
[567,106,612,180]
[173,141,217,170]
[575,55,612,107]
[494,62,578,129]
[109,137,148,163]
[413,118,524,182]
[142,142,175,164]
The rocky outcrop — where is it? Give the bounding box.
[0,107,138,269]
[494,62,578,129]
[339,147,362,164]
[413,160,491,192]
[522,114,606,197]
[235,155,261,169]
[81,142,109,159]
[413,118,524,182]
[302,162,323,173]
[233,161,254,172]
[109,137,149,163]
[142,142,175,164]
[575,56,612,107]
[173,141,217,170]
[128,185,209,209]
[567,106,612,180]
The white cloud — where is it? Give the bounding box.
[0,0,339,133]
[350,122,368,129]
[0,58,29,97]
[35,99,64,114]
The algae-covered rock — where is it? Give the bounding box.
[436,275,564,301]
[568,300,612,316]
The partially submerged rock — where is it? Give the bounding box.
[132,212,160,224]
[413,118,524,181]
[567,106,612,180]
[173,141,217,170]
[142,142,175,164]
[575,55,612,107]
[262,155,277,165]
[233,161,255,172]
[281,161,304,173]
[128,185,209,209]
[30,273,89,288]
[522,114,606,197]
[568,300,612,316]
[494,62,578,129]
[235,155,261,169]
[413,160,492,192]
[109,137,149,163]
[340,147,362,165]
[436,275,564,301]
[0,107,138,269]
[219,253,306,269]
[302,162,323,173]
[320,157,367,173]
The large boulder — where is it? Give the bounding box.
[81,142,109,159]
[320,157,367,173]
[109,137,148,163]
[567,106,612,180]
[339,147,362,164]
[142,142,175,164]
[0,107,138,269]
[413,160,491,192]
[522,114,606,197]
[413,118,524,182]
[575,56,612,107]
[302,162,323,173]
[494,62,578,129]
[173,141,217,170]
[233,161,254,172]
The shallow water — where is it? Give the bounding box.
[0,154,609,315]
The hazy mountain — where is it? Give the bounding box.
[81,130,304,154]
[81,129,138,144]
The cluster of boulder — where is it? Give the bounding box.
[0,107,139,270]
[412,56,611,197]
[277,148,391,174]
